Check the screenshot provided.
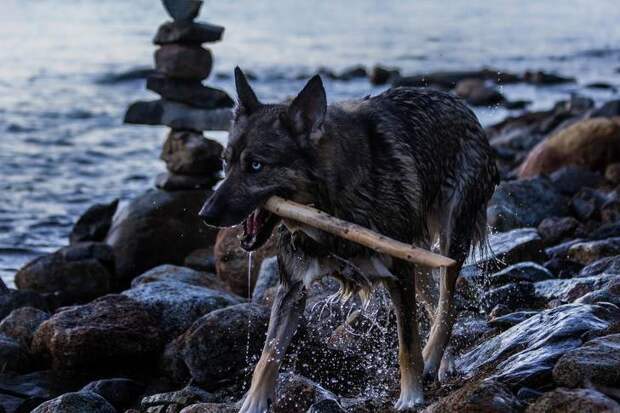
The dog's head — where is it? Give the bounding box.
[199,67,327,251]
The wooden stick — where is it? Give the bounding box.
[264,196,456,268]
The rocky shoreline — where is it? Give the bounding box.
[2,58,620,413]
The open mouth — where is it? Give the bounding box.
[240,208,279,251]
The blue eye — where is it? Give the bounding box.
[251,161,263,172]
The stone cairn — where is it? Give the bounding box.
[124,0,232,191]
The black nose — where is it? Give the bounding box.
[198,199,221,227]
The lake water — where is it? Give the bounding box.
[1,0,620,284]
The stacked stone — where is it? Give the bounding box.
[124,0,231,190]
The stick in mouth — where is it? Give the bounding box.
[262,196,456,268]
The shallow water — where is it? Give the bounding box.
[1,0,620,284]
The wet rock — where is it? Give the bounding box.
[154,21,224,45]
[489,310,539,330]
[393,68,520,89]
[0,307,49,348]
[179,403,237,413]
[155,172,220,191]
[15,243,115,302]
[368,65,400,85]
[549,166,604,196]
[70,200,119,244]
[183,248,216,272]
[155,45,212,80]
[32,295,162,372]
[82,378,144,411]
[141,385,215,413]
[131,264,227,290]
[422,379,522,413]
[553,333,620,389]
[601,193,620,224]
[544,256,583,278]
[538,216,584,246]
[307,399,346,413]
[482,282,538,312]
[0,333,32,372]
[122,280,241,340]
[0,289,48,320]
[105,189,217,284]
[252,256,279,305]
[576,278,620,307]
[525,388,620,413]
[456,303,620,389]
[162,303,269,387]
[147,73,233,109]
[567,237,620,265]
[522,70,574,85]
[487,177,569,231]
[454,79,505,106]
[519,118,620,178]
[161,131,223,176]
[590,221,620,241]
[579,256,620,277]
[124,99,232,131]
[214,226,277,298]
[545,238,584,260]
[571,187,608,221]
[31,391,116,413]
[606,162,620,185]
[534,273,619,303]
[272,373,338,413]
[488,262,554,286]
[0,370,69,413]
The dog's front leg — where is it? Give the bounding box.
[239,275,306,413]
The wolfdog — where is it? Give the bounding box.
[199,67,498,412]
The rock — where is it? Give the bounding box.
[184,248,216,272]
[571,188,608,221]
[522,70,574,85]
[549,166,604,195]
[272,373,338,413]
[162,303,269,386]
[606,163,620,185]
[0,289,48,320]
[544,257,583,279]
[155,172,220,191]
[567,237,620,265]
[155,45,212,80]
[368,65,400,85]
[0,370,71,413]
[534,274,619,303]
[95,67,154,84]
[162,0,202,22]
[489,311,539,330]
[519,118,620,178]
[32,295,162,372]
[180,403,237,413]
[154,21,224,45]
[422,379,522,413]
[602,193,620,224]
[0,333,31,372]
[393,68,520,89]
[0,307,49,348]
[590,221,620,241]
[147,74,233,109]
[576,277,620,307]
[538,216,584,246]
[553,333,620,389]
[327,65,367,81]
[141,385,214,413]
[70,200,119,244]
[252,256,279,305]
[105,189,217,284]
[81,378,144,411]
[456,303,620,389]
[15,243,115,302]
[131,264,226,290]
[161,131,223,176]
[454,79,505,106]
[487,177,569,231]
[579,256,620,277]
[591,99,620,118]
[525,388,620,413]
[31,391,116,413]
[307,399,346,413]
[488,262,554,286]
[482,282,539,312]
[214,226,277,298]
[122,280,241,340]
[123,100,232,131]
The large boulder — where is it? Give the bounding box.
[140,385,215,413]
[31,391,116,413]
[122,280,241,340]
[214,226,277,297]
[567,237,620,265]
[32,295,162,372]
[155,45,213,80]
[0,306,49,348]
[535,274,619,304]
[0,289,48,320]
[525,388,620,413]
[104,189,217,284]
[69,200,119,244]
[15,243,115,302]
[487,177,569,231]
[161,131,223,176]
[131,264,227,290]
[162,303,269,387]
[81,378,144,412]
[422,379,522,413]
[519,117,620,178]
[456,303,620,389]
[553,333,620,388]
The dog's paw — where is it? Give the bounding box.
[238,395,271,413]
[394,391,424,411]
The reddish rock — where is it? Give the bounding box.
[423,379,522,413]
[161,131,223,176]
[525,388,620,413]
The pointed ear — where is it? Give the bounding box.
[234,66,261,115]
[287,75,326,135]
